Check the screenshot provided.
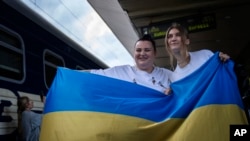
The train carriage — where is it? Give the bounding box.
[0,1,107,140]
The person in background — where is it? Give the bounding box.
[90,35,172,94]
[17,96,43,141]
[164,22,230,82]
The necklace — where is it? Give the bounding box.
[177,55,190,68]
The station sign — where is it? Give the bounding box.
[141,13,216,39]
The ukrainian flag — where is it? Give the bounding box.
[40,52,248,141]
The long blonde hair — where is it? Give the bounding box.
[165,22,189,70]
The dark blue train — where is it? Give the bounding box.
[0,1,107,140]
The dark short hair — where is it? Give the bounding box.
[136,34,156,52]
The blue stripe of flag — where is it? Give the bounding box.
[44,52,244,122]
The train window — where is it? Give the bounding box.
[43,49,65,89]
[0,29,22,48]
[0,24,25,83]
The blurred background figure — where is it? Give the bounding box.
[17,96,43,141]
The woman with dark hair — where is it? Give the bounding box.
[90,35,172,93]
[17,96,43,141]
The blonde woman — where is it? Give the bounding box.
[164,22,230,82]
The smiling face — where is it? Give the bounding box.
[164,23,191,68]
[166,28,190,54]
[134,40,156,73]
